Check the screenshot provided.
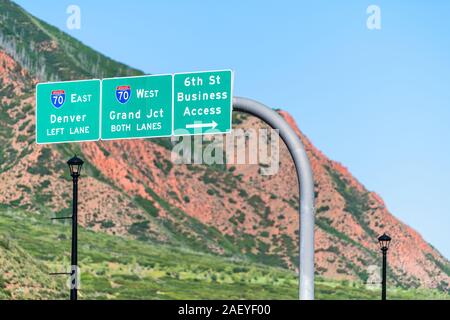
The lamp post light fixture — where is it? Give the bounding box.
[378,233,391,300]
[67,155,83,301]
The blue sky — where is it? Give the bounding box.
[14,0,450,259]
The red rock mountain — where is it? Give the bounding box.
[0,0,448,292]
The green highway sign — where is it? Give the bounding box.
[36,79,101,144]
[35,70,234,144]
[101,75,173,140]
[173,70,233,136]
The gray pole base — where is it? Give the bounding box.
[233,97,315,300]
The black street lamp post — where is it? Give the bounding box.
[378,233,392,301]
[67,155,83,301]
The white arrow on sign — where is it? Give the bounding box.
[186,121,218,130]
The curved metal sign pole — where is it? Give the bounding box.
[232,97,315,300]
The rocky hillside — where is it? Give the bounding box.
[0,0,448,293]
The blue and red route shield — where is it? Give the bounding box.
[51,89,65,109]
[116,85,131,104]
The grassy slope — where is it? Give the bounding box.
[0,208,447,300]
[0,230,65,299]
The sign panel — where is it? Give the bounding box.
[173,70,233,136]
[101,75,173,140]
[36,79,101,144]
[36,70,234,144]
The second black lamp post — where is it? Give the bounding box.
[378,233,392,301]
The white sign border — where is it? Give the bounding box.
[35,78,102,145]
[100,73,174,142]
[172,69,234,137]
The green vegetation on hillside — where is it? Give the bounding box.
[0,0,142,81]
[326,166,376,238]
[0,208,447,300]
